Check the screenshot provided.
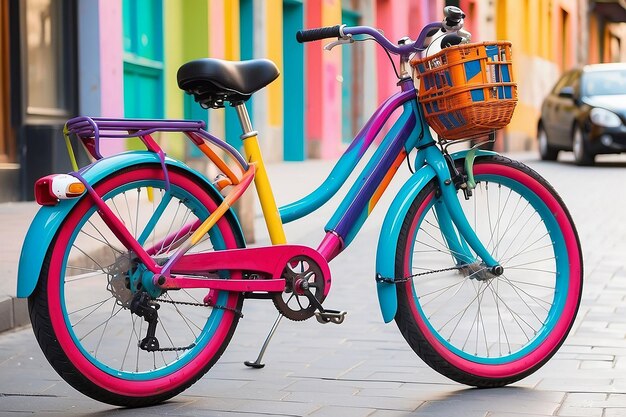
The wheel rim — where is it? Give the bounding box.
[537,129,548,155]
[47,168,241,391]
[573,128,583,161]
[404,163,580,370]
[538,128,549,156]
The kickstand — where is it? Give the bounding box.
[244,312,284,369]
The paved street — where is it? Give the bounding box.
[0,151,625,417]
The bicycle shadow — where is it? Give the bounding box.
[397,385,557,416]
[73,385,555,417]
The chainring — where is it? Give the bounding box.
[272,255,326,321]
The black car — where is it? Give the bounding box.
[537,63,626,165]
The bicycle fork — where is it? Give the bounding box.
[422,146,502,274]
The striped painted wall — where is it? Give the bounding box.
[80,0,623,158]
[82,0,448,163]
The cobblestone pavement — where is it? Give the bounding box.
[0,152,625,417]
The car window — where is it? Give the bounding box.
[582,69,626,96]
[551,72,573,95]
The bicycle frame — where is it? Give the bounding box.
[59,76,492,280]
[19,56,500,304]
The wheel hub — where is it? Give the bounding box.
[459,262,503,282]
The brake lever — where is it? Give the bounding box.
[458,28,472,43]
[324,35,354,51]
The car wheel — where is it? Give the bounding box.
[573,126,594,166]
[538,124,559,161]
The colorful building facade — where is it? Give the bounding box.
[1,0,625,201]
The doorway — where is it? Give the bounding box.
[283,0,305,161]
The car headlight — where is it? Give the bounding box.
[590,108,622,128]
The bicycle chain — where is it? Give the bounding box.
[143,297,243,352]
[147,267,461,352]
[375,265,463,284]
[157,297,243,318]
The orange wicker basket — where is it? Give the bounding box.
[411,41,517,140]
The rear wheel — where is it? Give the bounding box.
[28,165,245,406]
[394,155,582,387]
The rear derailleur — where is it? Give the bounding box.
[130,292,161,352]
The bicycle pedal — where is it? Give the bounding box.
[314,309,347,325]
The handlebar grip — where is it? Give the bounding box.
[296,25,342,43]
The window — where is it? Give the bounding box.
[583,70,626,96]
[551,72,573,94]
[24,0,70,116]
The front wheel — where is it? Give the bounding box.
[28,165,245,406]
[573,126,595,166]
[394,155,582,387]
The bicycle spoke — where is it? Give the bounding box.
[65,270,105,283]
[505,257,556,271]
[156,201,182,255]
[71,297,115,327]
[497,216,544,264]
[66,265,105,273]
[422,277,469,319]
[161,208,193,255]
[70,244,107,275]
[499,275,553,311]
[78,305,124,342]
[504,278,554,290]
[94,301,117,359]
[123,192,135,239]
[135,188,141,239]
[485,283,536,340]
[68,297,113,317]
[499,236,552,266]
[165,293,202,336]
[79,227,124,256]
[121,314,138,372]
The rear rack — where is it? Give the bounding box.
[64,116,248,170]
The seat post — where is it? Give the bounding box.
[234,103,255,136]
[232,103,287,245]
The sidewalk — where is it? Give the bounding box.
[1,152,626,416]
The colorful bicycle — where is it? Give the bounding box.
[17,7,582,407]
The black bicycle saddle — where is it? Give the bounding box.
[177,58,279,109]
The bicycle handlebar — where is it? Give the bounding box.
[295,22,444,55]
[295,6,468,56]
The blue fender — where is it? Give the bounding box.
[375,149,497,323]
[17,151,243,298]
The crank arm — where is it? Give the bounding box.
[300,283,347,325]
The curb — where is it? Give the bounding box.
[0,296,30,333]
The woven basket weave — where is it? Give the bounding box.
[411,41,518,140]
